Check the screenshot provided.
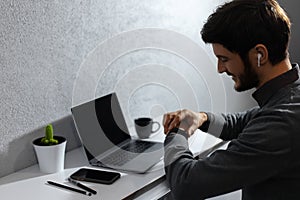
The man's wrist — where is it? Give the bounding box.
[199,112,210,132]
[168,127,189,139]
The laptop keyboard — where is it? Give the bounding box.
[123,140,155,153]
[100,141,155,166]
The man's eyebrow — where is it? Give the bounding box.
[216,55,228,59]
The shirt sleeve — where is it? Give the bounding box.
[164,108,291,200]
[205,107,260,140]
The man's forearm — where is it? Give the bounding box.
[199,112,225,138]
[164,131,198,199]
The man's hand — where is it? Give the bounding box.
[163,109,208,137]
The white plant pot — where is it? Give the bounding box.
[33,136,67,173]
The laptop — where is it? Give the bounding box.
[71,92,164,173]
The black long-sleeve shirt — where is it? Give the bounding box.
[164,64,300,200]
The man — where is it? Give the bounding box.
[163,0,300,199]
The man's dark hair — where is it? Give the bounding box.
[201,0,291,65]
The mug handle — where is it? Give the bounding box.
[151,121,161,133]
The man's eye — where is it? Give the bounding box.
[219,57,228,62]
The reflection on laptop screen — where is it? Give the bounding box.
[71,93,131,159]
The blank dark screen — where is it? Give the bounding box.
[71,93,130,159]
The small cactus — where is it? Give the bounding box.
[40,124,58,145]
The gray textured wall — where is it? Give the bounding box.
[0,0,266,181]
[277,0,300,63]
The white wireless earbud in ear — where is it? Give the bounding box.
[257,53,262,67]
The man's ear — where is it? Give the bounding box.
[254,44,268,67]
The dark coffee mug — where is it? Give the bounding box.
[134,117,161,139]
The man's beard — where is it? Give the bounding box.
[235,56,259,92]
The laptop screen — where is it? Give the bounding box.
[71,93,131,160]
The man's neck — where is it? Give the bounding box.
[256,58,292,89]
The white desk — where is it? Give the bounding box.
[0,127,226,199]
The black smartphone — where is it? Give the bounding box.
[70,168,121,184]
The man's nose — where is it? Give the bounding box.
[217,62,227,74]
